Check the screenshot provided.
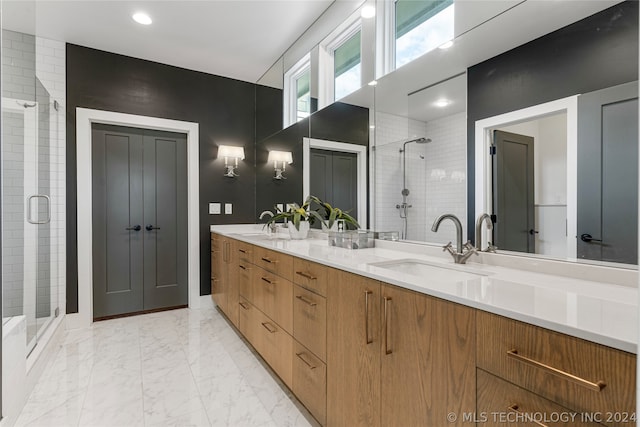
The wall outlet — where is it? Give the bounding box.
[224,203,233,215]
[209,202,221,215]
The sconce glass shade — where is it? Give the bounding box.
[267,150,293,164]
[268,150,293,180]
[218,145,245,160]
[218,145,244,178]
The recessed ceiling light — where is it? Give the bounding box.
[369,125,376,129]
[434,99,450,108]
[132,12,152,25]
[361,5,376,19]
[439,40,454,50]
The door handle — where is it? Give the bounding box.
[528,229,539,235]
[580,233,602,243]
[126,225,142,231]
[27,195,51,224]
[145,224,161,231]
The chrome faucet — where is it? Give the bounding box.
[431,214,478,264]
[259,210,277,233]
[475,213,497,253]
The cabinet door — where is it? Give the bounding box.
[380,284,475,427]
[211,235,227,311]
[327,269,381,427]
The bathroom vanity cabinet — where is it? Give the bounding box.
[210,232,636,427]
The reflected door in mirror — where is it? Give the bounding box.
[492,130,535,253]
[577,81,638,265]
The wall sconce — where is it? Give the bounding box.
[218,145,245,178]
[267,150,293,180]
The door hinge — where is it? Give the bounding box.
[489,146,497,155]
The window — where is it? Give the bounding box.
[283,54,311,126]
[319,17,363,106]
[333,29,362,100]
[395,0,454,69]
[295,69,311,122]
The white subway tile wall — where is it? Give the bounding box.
[374,111,467,244]
[1,30,66,321]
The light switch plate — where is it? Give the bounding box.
[276,203,284,213]
[209,202,221,215]
[225,203,233,215]
[287,203,296,211]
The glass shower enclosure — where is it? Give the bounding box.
[2,30,59,355]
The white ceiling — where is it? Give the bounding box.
[2,0,335,83]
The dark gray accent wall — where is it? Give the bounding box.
[466,0,638,237]
[255,101,369,219]
[66,44,281,311]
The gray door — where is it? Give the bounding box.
[577,81,638,265]
[310,148,358,226]
[492,130,535,253]
[92,124,187,319]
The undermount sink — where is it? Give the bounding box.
[368,258,490,282]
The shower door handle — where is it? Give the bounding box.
[27,195,51,225]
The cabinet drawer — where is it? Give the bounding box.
[237,297,257,346]
[237,261,253,302]
[254,246,293,281]
[477,369,601,427]
[477,311,636,424]
[293,258,328,297]
[256,308,293,389]
[293,285,326,361]
[252,267,293,334]
[235,240,253,263]
[293,341,327,426]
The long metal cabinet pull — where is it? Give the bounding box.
[261,277,275,285]
[364,291,373,344]
[296,352,317,370]
[384,297,392,354]
[261,322,277,333]
[295,295,317,307]
[261,256,277,264]
[295,271,317,280]
[239,302,250,310]
[507,405,548,427]
[506,349,606,392]
[27,194,51,224]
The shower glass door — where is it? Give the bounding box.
[1,30,57,355]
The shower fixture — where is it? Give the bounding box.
[395,137,432,239]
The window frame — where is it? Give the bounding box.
[319,15,363,109]
[283,53,311,127]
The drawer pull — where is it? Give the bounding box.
[507,405,548,427]
[239,302,250,310]
[238,264,251,271]
[238,248,251,254]
[384,297,392,355]
[507,349,606,392]
[296,352,317,370]
[261,322,277,333]
[261,277,275,285]
[365,291,373,345]
[261,256,278,264]
[295,295,317,307]
[295,271,317,280]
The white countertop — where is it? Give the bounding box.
[211,224,638,354]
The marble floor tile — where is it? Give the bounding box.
[15,307,316,427]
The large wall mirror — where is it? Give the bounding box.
[367,0,638,268]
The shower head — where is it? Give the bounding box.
[399,137,431,152]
